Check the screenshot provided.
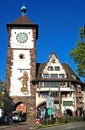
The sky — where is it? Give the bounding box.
[0,0,85,83]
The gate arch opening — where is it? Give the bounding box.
[37,102,57,119]
[12,102,27,121]
[66,109,72,116]
[14,102,26,113]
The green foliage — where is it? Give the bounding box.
[57,116,84,123]
[57,117,66,123]
[69,26,85,78]
[40,116,84,127]
[40,118,56,125]
[0,80,9,108]
[80,26,85,40]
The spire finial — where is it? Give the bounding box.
[21,3,27,16]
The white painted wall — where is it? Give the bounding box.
[10,50,31,96]
[10,29,34,49]
[43,54,66,78]
[9,28,35,96]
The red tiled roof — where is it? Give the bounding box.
[6,15,38,39]
[36,63,46,78]
[62,63,77,79]
[34,63,84,84]
[12,16,34,25]
[7,15,38,26]
[36,63,77,79]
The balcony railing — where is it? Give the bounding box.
[38,82,73,88]
[37,94,59,101]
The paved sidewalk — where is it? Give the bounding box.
[0,120,36,130]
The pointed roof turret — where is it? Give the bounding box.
[10,4,33,25]
[7,4,37,25]
[6,4,38,39]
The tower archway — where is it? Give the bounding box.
[13,102,26,113]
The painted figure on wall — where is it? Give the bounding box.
[18,71,29,94]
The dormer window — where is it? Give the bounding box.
[48,66,53,71]
[44,74,49,79]
[55,66,60,71]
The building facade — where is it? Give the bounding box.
[6,5,85,118]
[34,52,85,117]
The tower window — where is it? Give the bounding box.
[19,54,25,59]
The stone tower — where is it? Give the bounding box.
[6,5,38,118]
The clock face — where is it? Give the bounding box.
[16,32,28,43]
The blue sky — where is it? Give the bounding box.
[0,0,85,82]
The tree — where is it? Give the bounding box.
[0,80,9,108]
[69,25,85,78]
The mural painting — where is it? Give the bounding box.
[18,71,29,95]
